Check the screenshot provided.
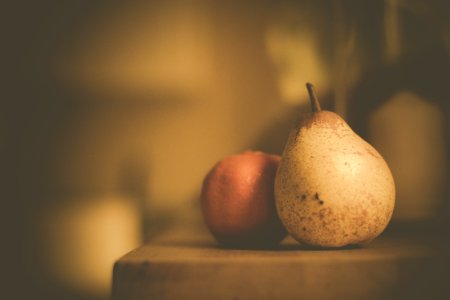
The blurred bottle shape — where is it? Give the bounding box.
[369,92,447,221]
[348,0,450,223]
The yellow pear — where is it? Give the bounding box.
[275,83,395,247]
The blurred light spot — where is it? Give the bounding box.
[369,91,447,221]
[38,194,142,298]
[265,25,330,104]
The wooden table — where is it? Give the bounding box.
[112,227,449,300]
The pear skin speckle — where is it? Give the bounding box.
[275,110,395,248]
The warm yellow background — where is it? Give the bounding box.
[4,1,449,300]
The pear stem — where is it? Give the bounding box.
[306,83,321,112]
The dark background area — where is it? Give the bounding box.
[2,1,449,299]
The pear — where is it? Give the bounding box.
[275,83,395,247]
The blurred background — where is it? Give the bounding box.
[2,0,449,299]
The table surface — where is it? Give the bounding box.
[112,226,449,300]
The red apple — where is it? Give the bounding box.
[201,151,286,247]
